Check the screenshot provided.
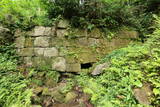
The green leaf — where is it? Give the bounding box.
[153,88,160,95]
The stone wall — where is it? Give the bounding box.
[15,20,138,72]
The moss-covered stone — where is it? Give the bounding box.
[18,48,34,56]
[66,63,81,72]
[25,37,34,47]
[15,36,25,48]
[15,25,137,72]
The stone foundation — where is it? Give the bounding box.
[15,20,138,72]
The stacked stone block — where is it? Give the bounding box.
[15,20,138,72]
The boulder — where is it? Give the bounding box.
[91,62,110,76]
[34,48,44,56]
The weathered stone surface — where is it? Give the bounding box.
[18,48,34,56]
[25,37,34,47]
[57,19,69,28]
[91,62,110,76]
[133,83,152,105]
[117,30,138,39]
[65,56,77,63]
[44,27,52,36]
[34,37,49,47]
[44,47,58,57]
[34,48,44,56]
[89,28,102,38]
[24,57,33,66]
[133,89,150,105]
[64,91,77,103]
[56,29,68,38]
[15,36,25,48]
[88,38,100,46]
[14,29,22,37]
[66,63,81,72]
[33,26,45,36]
[52,57,66,72]
[33,57,48,67]
[77,38,88,46]
[79,52,97,64]
[59,47,68,56]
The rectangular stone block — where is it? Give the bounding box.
[66,63,81,72]
[34,37,50,47]
[24,57,33,66]
[24,37,34,47]
[44,47,59,57]
[18,48,34,56]
[32,26,45,36]
[52,57,66,72]
[32,57,52,69]
[34,48,44,56]
[15,36,25,48]
[56,29,68,38]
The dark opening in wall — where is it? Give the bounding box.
[81,63,93,69]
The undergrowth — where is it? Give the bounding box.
[72,15,160,107]
[0,45,32,107]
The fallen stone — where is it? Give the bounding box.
[91,62,110,76]
[133,83,152,105]
[33,87,43,95]
[64,91,78,103]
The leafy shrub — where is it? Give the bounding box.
[74,15,160,107]
[0,0,51,30]
[0,45,32,107]
[44,0,152,31]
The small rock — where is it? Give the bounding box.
[64,91,77,103]
[133,83,152,105]
[44,27,52,36]
[91,62,110,76]
[33,87,43,95]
